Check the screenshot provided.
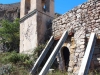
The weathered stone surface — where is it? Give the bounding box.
[79,52,84,58]
[52,1,100,40]
[68,67,73,72]
[75,53,79,57]
[75,49,81,53]
[73,67,79,73]
[80,45,85,49]
[70,45,76,49]
[79,41,85,45]
[69,61,75,67]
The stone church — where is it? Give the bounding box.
[20,0,100,75]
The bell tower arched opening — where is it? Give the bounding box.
[25,0,30,14]
[41,0,50,12]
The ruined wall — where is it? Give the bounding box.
[57,28,86,75]
[52,0,100,74]
[52,1,100,40]
[68,28,86,74]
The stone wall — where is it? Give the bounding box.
[57,28,86,75]
[69,28,86,75]
[52,0,100,74]
[20,13,38,54]
[52,0,100,40]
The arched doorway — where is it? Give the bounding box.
[62,46,70,71]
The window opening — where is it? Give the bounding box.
[42,0,50,12]
[25,0,30,14]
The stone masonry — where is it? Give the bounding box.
[19,0,100,74]
[52,0,100,75]
[20,0,54,54]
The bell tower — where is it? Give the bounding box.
[20,0,54,54]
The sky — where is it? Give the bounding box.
[0,0,87,14]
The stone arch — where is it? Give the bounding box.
[25,0,30,14]
[61,46,70,71]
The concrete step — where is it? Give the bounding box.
[39,30,68,75]
[30,36,54,75]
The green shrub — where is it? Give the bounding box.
[0,64,13,75]
[0,64,29,75]
[0,43,47,75]
[47,69,68,75]
[0,18,20,52]
[32,44,46,63]
[0,51,32,66]
[33,44,46,55]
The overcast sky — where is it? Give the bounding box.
[0,0,87,14]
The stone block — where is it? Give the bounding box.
[80,45,85,49]
[75,49,81,53]
[79,41,85,45]
[80,39,85,42]
[74,57,78,63]
[76,13,81,19]
[75,53,79,57]
[80,35,85,39]
[70,44,76,49]
[73,67,79,73]
[68,67,73,72]
[96,19,100,23]
[80,49,85,52]
[79,52,84,58]
[76,9,82,13]
[69,61,75,67]
[70,49,75,54]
